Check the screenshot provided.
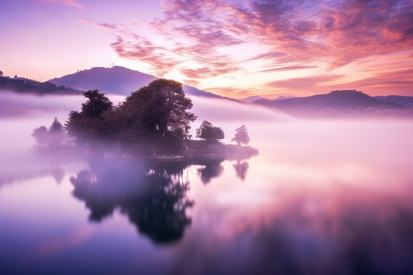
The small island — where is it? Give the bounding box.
[31,79,258,160]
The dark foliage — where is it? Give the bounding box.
[65,79,196,155]
[0,76,82,95]
[65,90,113,145]
[196,120,225,142]
[116,79,196,154]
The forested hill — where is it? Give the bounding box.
[0,76,82,95]
[255,90,413,118]
[49,66,231,100]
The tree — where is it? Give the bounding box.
[231,125,250,145]
[48,118,65,145]
[31,118,66,146]
[80,90,113,118]
[0,71,3,77]
[31,126,49,145]
[65,90,113,144]
[115,79,197,154]
[196,120,224,142]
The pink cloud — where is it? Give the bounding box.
[78,19,117,30]
[111,35,181,77]
[41,0,83,8]
[89,0,413,96]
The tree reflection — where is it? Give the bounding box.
[196,158,224,184]
[233,160,249,181]
[70,159,194,244]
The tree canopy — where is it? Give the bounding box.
[231,125,250,145]
[64,79,197,155]
[196,120,224,142]
[65,90,113,145]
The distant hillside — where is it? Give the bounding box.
[255,90,412,118]
[375,95,413,105]
[275,95,296,100]
[241,95,295,103]
[0,76,82,95]
[241,96,265,103]
[49,66,230,100]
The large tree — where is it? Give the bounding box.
[116,79,197,154]
[231,125,250,146]
[65,90,113,144]
[196,120,224,142]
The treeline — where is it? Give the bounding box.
[0,76,82,95]
[31,79,251,156]
[66,79,196,155]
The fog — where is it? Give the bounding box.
[1,91,413,274]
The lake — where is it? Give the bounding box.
[1,93,413,275]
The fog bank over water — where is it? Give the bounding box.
[1,91,412,191]
[1,92,413,274]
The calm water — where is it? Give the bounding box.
[1,94,413,275]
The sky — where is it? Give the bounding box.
[1,0,413,99]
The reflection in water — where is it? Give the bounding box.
[70,159,194,244]
[51,167,64,184]
[233,160,249,180]
[196,158,224,184]
[166,187,413,275]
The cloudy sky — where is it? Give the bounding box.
[1,0,413,98]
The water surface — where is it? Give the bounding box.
[1,94,413,275]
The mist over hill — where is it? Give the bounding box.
[0,76,82,95]
[375,95,413,105]
[49,66,230,100]
[255,90,413,118]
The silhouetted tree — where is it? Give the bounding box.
[31,126,49,145]
[31,118,66,146]
[81,90,113,118]
[64,80,196,155]
[231,125,250,145]
[114,79,197,154]
[0,71,3,77]
[48,117,65,145]
[65,90,113,144]
[196,120,225,142]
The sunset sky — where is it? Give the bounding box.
[1,0,413,98]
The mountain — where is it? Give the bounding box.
[255,90,410,118]
[241,96,265,103]
[275,95,295,100]
[0,76,82,95]
[49,66,229,100]
[375,95,413,105]
[241,95,295,103]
